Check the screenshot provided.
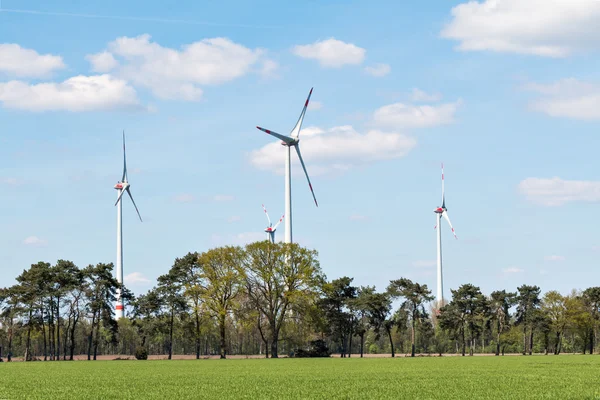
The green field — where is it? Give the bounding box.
[1,356,600,399]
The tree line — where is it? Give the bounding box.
[0,241,599,361]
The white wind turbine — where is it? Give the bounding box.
[433,163,457,308]
[262,204,284,243]
[256,88,318,244]
[114,131,142,320]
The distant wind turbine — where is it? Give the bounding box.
[262,204,284,243]
[114,131,142,320]
[256,88,318,243]
[434,163,457,307]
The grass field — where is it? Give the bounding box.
[1,355,599,399]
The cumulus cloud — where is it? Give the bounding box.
[441,0,600,57]
[88,34,269,100]
[502,267,524,275]
[213,194,235,202]
[0,44,65,77]
[544,255,565,262]
[292,38,366,68]
[124,272,151,285]
[308,101,323,110]
[86,51,119,73]
[364,63,391,77]
[0,74,144,112]
[23,236,47,247]
[173,194,195,203]
[519,177,600,206]
[525,78,600,120]
[349,214,369,221]
[410,88,442,102]
[250,125,416,176]
[373,100,461,129]
[211,232,266,246]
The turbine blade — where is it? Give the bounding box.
[442,211,457,239]
[290,87,313,138]
[294,145,318,207]
[256,126,295,144]
[114,188,126,206]
[122,130,127,182]
[262,204,271,226]
[441,162,445,208]
[273,214,285,230]
[126,188,143,222]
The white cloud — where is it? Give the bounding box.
[525,78,600,120]
[308,101,323,111]
[373,100,462,129]
[544,255,565,262]
[292,38,366,68]
[1,177,21,185]
[410,88,442,102]
[0,44,65,77]
[86,51,119,73]
[211,232,266,246]
[124,272,151,285]
[23,236,47,247]
[259,59,279,78]
[250,125,416,176]
[349,214,369,221]
[90,34,269,100]
[364,63,391,77]
[0,74,144,112]
[173,194,195,203]
[518,177,600,206]
[413,260,436,268]
[441,0,600,57]
[502,267,524,274]
[213,194,235,202]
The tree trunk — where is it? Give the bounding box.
[93,318,100,361]
[348,327,353,358]
[554,331,560,355]
[529,328,534,355]
[495,320,500,356]
[41,307,47,361]
[168,309,175,360]
[589,328,594,355]
[461,327,466,356]
[24,309,33,361]
[195,310,201,360]
[69,315,78,361]
[411,316,416,357]
[523,323,527,355]
[56,296,61,361]
[219,314,226,359]
[87,312,96,361]
[270,324,279,359]
[7,319,13,362]
[386,327,395,358]
[360,333,364,358]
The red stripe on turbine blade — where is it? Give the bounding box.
[305,99,309,107]
[116,305,124,310]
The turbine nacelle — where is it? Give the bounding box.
[114,181,130,191]
[434,207,445,214]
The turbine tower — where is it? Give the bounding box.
[433,163,457,308]
[114,131,142,320]
[262,204,284,243]
[256,88,318,244]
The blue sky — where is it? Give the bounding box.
[1,0,600,300]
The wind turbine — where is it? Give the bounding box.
[262,204,284,243]
[256,88,318,244]
[433,163,457,308]
[114,131,142,320]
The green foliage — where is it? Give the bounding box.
[134,346,148,360]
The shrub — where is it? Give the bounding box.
[293,340,331,358]
[135,346,148,360]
